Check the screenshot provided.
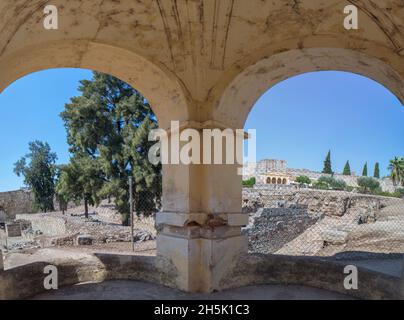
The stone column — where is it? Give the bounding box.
[156,121,248,292]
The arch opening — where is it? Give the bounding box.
[241,69,404,261]
[0,67,162,277]
[0,41,190,129]
[215,48,404,129]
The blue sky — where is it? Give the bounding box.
[0,69,403,191]
[0,69,92,191]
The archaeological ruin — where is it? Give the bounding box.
[0,0,404,300]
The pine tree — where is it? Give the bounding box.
[56,155,105,218]
[343,161,351,176]
[322,150,333,174]
[362,162,368,177]
[60,72,161,225]
[373,162,380,179]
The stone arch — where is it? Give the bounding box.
[266,177,271,184]
[282,178,287,185]
[214,48,404,128]
[277,178,282,185]
[0,41,190,129]
[272,177,277,184]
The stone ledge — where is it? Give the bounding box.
[221,253,403,300]
[0,253,178,300]
[1,251,401,299]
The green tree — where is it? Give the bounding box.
[60,72,161,225]
[14,141,57,212]
[357,177,380,194]
[373,162,380,179]
[343,161,351,176]
[388,157,404,186]
[242,177,256,187]
[295,175,311,185]
[322,150,333,174]
[362,162,368,177]
[56,155,105,218]
[313,176,346,191]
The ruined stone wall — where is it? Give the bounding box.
[16,213,67,236]
[242,188,392,254]
[242,188,386,217]
[243,207,321,254]
[0,190,36,221]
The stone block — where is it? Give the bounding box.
[6,223,21,237]
[76,235,93,246]
[321,230,348,245]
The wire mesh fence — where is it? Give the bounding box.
[0,196,158,268]
[242,184,404,259]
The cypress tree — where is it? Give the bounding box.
[362,162,368,177]
[322,150,333,174]
[374,162,380,179]
[343,161,351,176]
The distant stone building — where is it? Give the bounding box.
[244,159,397,192]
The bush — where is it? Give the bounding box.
[331,179,347,191]
[395,188,404,198]
[313,176,347,191]
[375,188,404,198]
[346,186,355,192]
[357,177,380,194]
[295,175,311,185]
[242,177,256,187]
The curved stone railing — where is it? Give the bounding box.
[221,254,403,300]
[0,252,401,300]
[0,253,177,300]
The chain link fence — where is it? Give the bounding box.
[242,184,404,260]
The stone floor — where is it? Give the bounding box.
[32,280,355,300]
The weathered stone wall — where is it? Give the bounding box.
[243,188,386,217]
[244,207,321,254]
[16,214,67,237]
[0,190,36,221]
[242,188,391,254]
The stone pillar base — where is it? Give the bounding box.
[156,212,248,292]
[157,233,247,293]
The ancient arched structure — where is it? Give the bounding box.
[0,0,403,295]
